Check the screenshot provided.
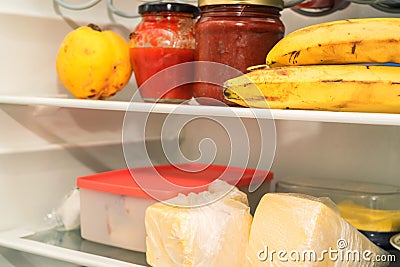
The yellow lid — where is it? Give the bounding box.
[198,0,283,9]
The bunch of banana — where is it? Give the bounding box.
[224,18,400,113]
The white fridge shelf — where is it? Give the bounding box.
[1,95,400,126]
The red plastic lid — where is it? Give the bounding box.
[77,163,273,200]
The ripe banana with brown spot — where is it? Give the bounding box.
[223,65,400,113]
[266,18,400,67]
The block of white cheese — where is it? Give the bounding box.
[145,180,252,267]
[248,193,390,267]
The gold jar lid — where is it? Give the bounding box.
[198,0,284,9]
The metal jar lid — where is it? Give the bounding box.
[138,2,200,16]
[198,0,284,9]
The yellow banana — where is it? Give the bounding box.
[56,24,132,99]
[223,65,400,113]
[266,18,400,67]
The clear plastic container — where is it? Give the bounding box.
[275,177,400,249]
[77,164,273,252]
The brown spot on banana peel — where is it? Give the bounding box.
[351,41,361,54]
[223,88,251,107]
[225,88,283,103]
[265,96,283,101]
[288,50,301,64]
[351,43,356,54]
[333,103,349,109]
[321,79,344,83]
[321,80,392,84]
[388,38,400,43]
[224,87,267,104]
[276,68,289,76]
[223,88,242,101]
[321,79,400,85]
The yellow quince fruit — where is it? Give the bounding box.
[56,24,132,99]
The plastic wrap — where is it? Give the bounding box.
[145,180,252,267]
[44,188,80,232]
[248,193,390,267]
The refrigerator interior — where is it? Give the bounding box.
[0,0,400,266]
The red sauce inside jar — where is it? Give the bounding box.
[130,47,194,101]
[194,4,284,105]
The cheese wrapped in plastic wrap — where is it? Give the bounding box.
[248,193,390,267]
[145,180,252,267]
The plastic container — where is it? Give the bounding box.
[275,177,400,249]
[77,164,273,252]
[129,2,199,103]
[193,0,285,105]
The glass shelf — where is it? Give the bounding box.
[0,228,147,267]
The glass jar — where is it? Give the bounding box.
[129,2,200,103]
[194,0,285,106]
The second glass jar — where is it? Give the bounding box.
[194,0,285,105]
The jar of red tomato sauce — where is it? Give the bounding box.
[194,0,285,105]
[130,2,200,103]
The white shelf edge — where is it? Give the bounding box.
[270,109,400,126]
[1,95,400,126]
[0,229,145,267]
[0,95,130,111]
[0,136,166,155]
[0,139,124,154]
